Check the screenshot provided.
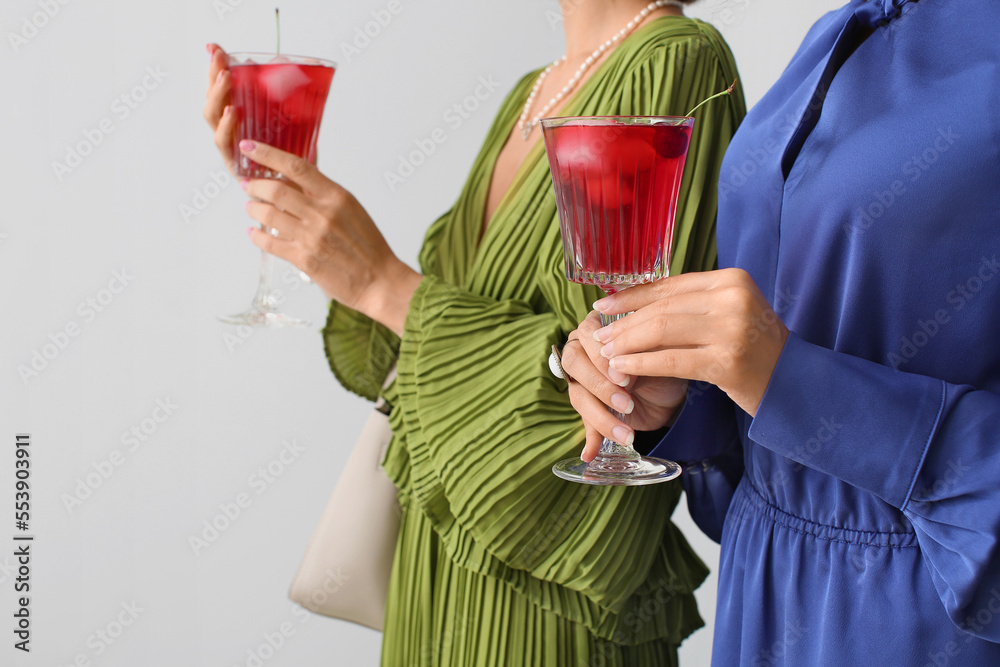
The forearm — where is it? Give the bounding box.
[347,260,424,338]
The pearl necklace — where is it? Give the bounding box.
[518,0,684,140]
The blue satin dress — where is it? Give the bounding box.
[650,1,1000,664]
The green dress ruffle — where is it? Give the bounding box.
[322,16,745,666]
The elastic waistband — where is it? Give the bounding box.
[731,477,919,548]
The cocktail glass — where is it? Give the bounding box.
[540,115,694,485]
[219,52,336,328]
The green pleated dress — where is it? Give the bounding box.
[323,16,745,667]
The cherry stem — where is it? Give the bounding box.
[684,78,738,118]
[275,8,281,55]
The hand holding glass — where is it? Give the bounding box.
[540,116,694,485]
[219,52,335,328]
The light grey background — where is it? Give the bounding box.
[1,1,832,665]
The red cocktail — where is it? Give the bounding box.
[229,53,335,178]
[542,117,693,294]
[540,116,694,486]
[219,52,335,329]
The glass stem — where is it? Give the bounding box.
[251,227,277,313]
[592,311,641,467]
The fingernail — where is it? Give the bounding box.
[239,139,256,153]
[244,200,251,211]
[206,43,214,56]
[222,105,231,118]
[608,367,630,387]
[599,341,614,359]
[216,69,225,82]
[611,393,634,414]
[612,426,634,447]
[593,325,611,343]
[609,357,623,371]
[245,226,254,238]
[593,297,611,312]
[239,178,249,191]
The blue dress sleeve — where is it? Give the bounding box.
[650,383,744,543]
[749,331,1000,640]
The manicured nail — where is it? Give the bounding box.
[608,367,630,387]
[222,105,231,118]
[239,139,256,153]
[239,178,249,191]
[612,426,634,447]
[593,297,612,312]
[609,357,624,371]
[600,341,614,359]
[593,325,611,343]
[244,200,251,211]
[611,393,634,414]
[216,69,225,83]
[245,226,254,238]
[206,44,213,56]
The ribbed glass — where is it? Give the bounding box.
[541,116,694,293]
[228,52,336,178]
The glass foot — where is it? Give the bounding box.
[552,456,681,486]
[218,309,310,328]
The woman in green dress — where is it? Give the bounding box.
[204,1,744,663]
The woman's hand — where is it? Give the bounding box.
[592,268,789,417]
[202,44,237,174]
[561,312,690,462]
[238,140,422,336]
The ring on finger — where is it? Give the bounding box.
[549,344,574,384]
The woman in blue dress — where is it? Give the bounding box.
[559,0,1000,664]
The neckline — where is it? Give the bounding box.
[471,14,689,263]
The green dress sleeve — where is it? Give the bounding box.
[321,302,399,402]
[379,20,745,646]
[321,201,459,402]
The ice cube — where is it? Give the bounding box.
[269,55,294,64]
[259,63,312,101]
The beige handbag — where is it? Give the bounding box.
[288,370,400,631]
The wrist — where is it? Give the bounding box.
[359,261,423,337]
